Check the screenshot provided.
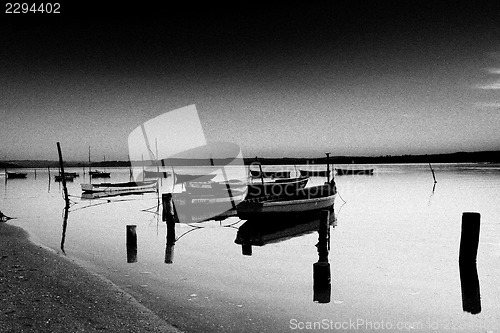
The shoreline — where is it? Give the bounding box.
[0,222,183,333]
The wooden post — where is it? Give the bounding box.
[429,163,437,184]
[162,193,177,263]
[126,225,138,263]
[242,244,252,256]
[325,152,330,183]
[34,169,37,179]
[459,212,481,314]
[313,210,331,303]
[255,157,264,185]
[56,142,70,208]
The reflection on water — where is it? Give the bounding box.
[2,164,500,332]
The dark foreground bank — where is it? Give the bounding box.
[0,223,183,333]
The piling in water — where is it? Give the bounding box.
[162,193,177,263]
[126,225,138,263]
[313,210,331,303]
[459,212,481,314]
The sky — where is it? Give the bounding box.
[1,1,500,161]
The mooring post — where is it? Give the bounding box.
[242,244,252,256]
[163,193,177,263]
[56,142,70,209]
[126,225,138,263]
[313,210,331,303]
[325,152,331,183]
[459,212,481,314]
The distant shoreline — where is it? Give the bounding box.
[2,150,499,168]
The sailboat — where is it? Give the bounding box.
[88,147,110,178]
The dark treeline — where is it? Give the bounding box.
[3,150,500,168]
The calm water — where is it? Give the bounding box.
[2,164,500,332]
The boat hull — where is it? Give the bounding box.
[237,183,336,220]
[299,169,330,177]
[246,177,309,199]
[6,172,27,179]
[143,170,170,178]
[250,170,291,178]
[81,180,158,193]
[335,168,374,175]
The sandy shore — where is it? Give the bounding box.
[0,223,183,333]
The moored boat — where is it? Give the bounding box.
[246,176,309,199]
[143,170,170,178]
[173,188,247,207]
[89,170,111,178]
[237,180,336,220]
[81,180,158,193]
[55,174,77,182]
[335,168,374,175]
[6,172,27,179]
[184,179,247,194]
[299,169,331,177]
[174,173,217,184]
[250,170,291,178]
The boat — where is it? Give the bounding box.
[81,190,156,200]
[174,172,217,184]
[65,172,79,177]
[81,180,158,194]
[6,172,27,179]
[173,188,247,207]
[88,146,110,178]
[143,170,170,178]
[335,168,374,175]
[89,170,111,178]
[184,179,247,194]
[250,170,291,178]
[299,169,331,177]
[237,180,337,220]
[246,176,309,199]
[55,174,77,182]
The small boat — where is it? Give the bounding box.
[299,169,331,177]
[335,168,374,175]
[246,176,309,199]
[89,170,111,178]
[143,170,170,178]
[173,188,247,207]
[250,170,291,178]
[55,174,77,182]
[237,181,336,220]
[174,173,217,184]
[184,179,247,194]
[81,180,158,194]
[6,172,27,179]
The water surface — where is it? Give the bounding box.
[2,164,500,332]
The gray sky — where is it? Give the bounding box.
[1,1,500,161]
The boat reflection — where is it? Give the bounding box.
[235,209,336,303]
[234,209,336,251]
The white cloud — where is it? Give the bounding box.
[474,102,500,109]
[476,81,500,89]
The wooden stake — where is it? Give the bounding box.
[429,163,437,184]
[313,210,331,303]
[126,225,138,263]
[56,142,70,208]
[162,193,177,263]
[459,212,481,314]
